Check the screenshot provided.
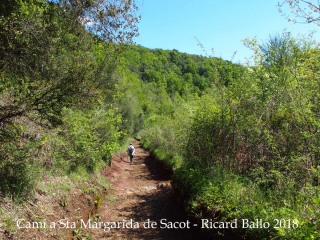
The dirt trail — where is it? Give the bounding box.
[88,141,201,240]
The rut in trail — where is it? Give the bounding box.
[86,141,201,240]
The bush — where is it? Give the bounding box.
[47,104,123,173]
[0,132,41,199]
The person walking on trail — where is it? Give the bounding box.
[127,143,136,164]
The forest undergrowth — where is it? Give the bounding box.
[1,1,320,239]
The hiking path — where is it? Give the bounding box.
[88,141,199,240]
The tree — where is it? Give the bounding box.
[51,0,140,43]
[0,0,139,197]
[0,0,139,126]
[278,0,320,25]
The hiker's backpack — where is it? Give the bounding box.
[128,145,134,155]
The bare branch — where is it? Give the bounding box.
[279,0,320,25]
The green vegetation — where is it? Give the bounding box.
[0,0,138,198]
[1,1,320,239]
[116,33,320,239]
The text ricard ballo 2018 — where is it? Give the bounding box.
[15,218,299,232]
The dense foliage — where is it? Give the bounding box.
[0,0,138,198]
[116,34,320,239]
[1,1,319,238]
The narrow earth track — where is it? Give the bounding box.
[87,141,203,240]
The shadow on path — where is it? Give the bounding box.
[87,141,212,240]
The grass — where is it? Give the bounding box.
[5,216,18,232]
[0,156,114,239]
[107,195,117,203]
[0,201,21,235]
[173,164,320,239]
[95,173,110,191]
